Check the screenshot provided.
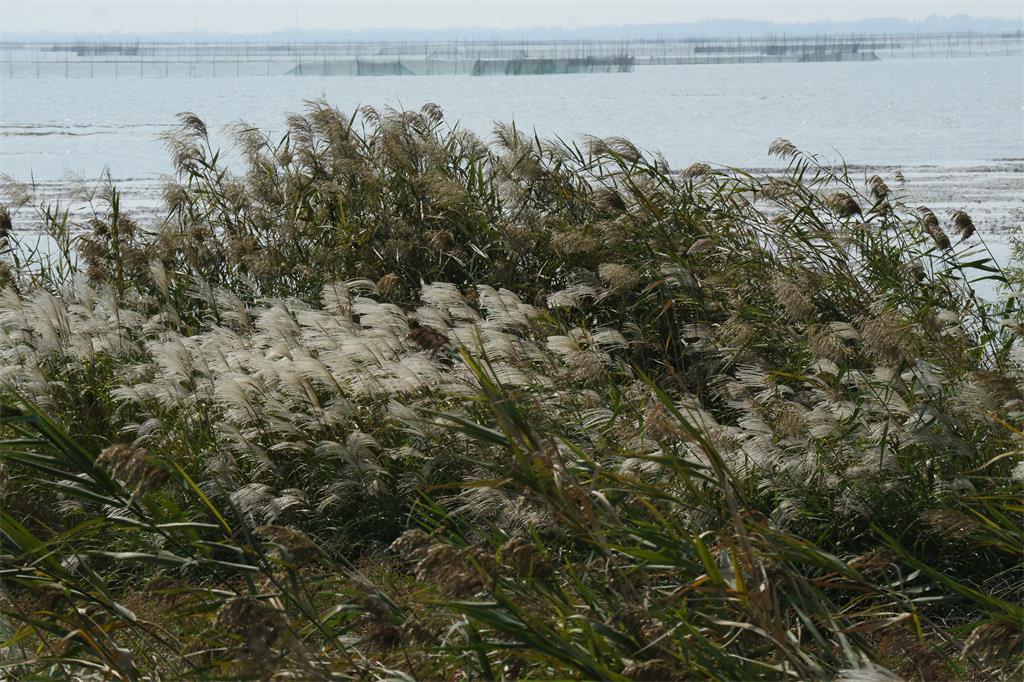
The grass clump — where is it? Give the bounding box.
[0,103,1021,680]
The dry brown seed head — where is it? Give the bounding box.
[682,161,712,179]
[409,321,450,355]
[95,444,168,496]
[413,544,487,597]
[571,351,608,382]
[919,208,950,249]
[918,206,939,228]
[400,613,439,645]
[420,101,445,125]
[868,175,890,200]
[85,262,106,282]
[772,274,815,320]
[596,187,627,212]
[773,402,807,438]
[948,209,976,240]
[178,112,209,138]
[0,207,12,238]
[961,622,1024,664]
[502,224,535,252]
[875,625,948,681]
[425,229,452,251]
[760,178,792,201]
[365,621,402,651]
[376,272,400,296]
[808,326,852,363]
[969,370,1022,405]
[254,525,318,563]
[26,583,66,615]
[859,310,913,365]
[768,138,798,159]
[551,229,600,256]
[213,597,289,662]
[928,226,952,250]
[89,217,110,239]
[827,191,861,217]
[717,316,756,349]
[359,105,381,125]
[275,146,293,166]
[686,237,716,256]
[389,528,434,564]
[187,225,208,244]
[921,509,978,540]
[598,263,641,291]
[847,549,899,577]
[499,536,552,579]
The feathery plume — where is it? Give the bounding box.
[681,162,712,180]
[598,263,641,291]
[768,138,798,159]
[827,192,861,217]
[918,207,950,250]
[868,175,890,200]
[95,444,168,496]
[948,209,975,240]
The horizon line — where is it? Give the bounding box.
[2,14,1022,40]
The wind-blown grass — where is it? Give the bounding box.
[0,103,1021,680]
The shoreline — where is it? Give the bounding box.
[8,159,1022,237]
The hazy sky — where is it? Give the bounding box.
[1,0,1022,34]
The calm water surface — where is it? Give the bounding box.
[0,56,1021,294]
[1,56,1022,181]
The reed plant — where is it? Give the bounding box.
[0,103,1020,680]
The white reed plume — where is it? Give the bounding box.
[546,283,598,309]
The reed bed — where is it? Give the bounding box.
[0,103,1021,680]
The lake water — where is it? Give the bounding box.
[2,56,1022,179]
[0,55,1021,291]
